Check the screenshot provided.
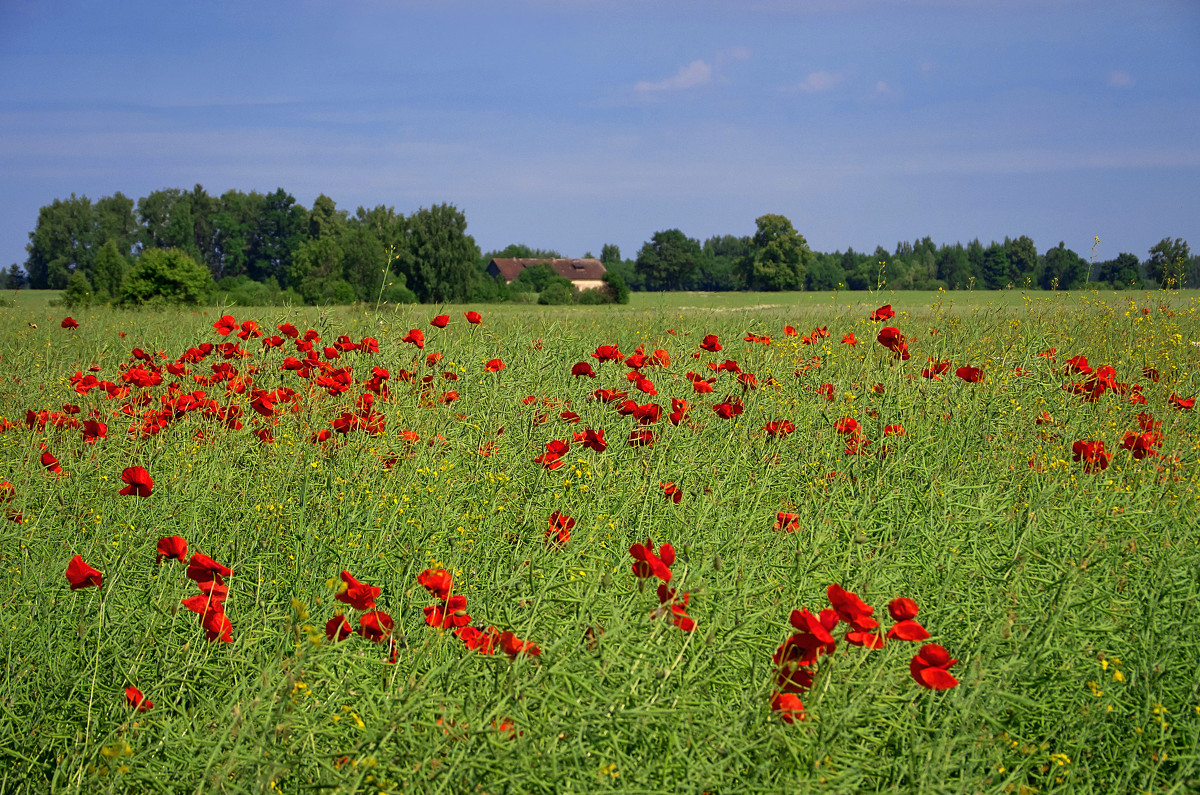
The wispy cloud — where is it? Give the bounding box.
[634,60,713,92]
[786,70,844,94]
[1107,70,1134,88]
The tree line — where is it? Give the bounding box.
[5,186,1195,306]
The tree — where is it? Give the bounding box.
[1005,236,1039,286]
[603,271,630,304]
[636,229,701,291]
[93,192,139,257]
[1147,237,1190,287]
[288,237,346,304]
[401,204,481,303]
[806,253,845,291]
[118,248,214,306]
[249,188,307,286]
[92,239,128,300]
[741,215,811,291]
[1,264,27,290]
[936,244,974,289]
[24,194,95,289]
[307,194,347,241]
[1039,242,1087,290]
[1094,253,1143,289]
[600,243,621,265]
[980,242,1014,289]
[61,270,94,308]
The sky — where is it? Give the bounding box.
[1,0,1198,270]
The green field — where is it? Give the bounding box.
[1,289,1198,793]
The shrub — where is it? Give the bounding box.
[118,248,214,307]
[538,281,577,305]
[603,271,630,304]
[61,270,94,308]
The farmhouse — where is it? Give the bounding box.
[486,257,608,291]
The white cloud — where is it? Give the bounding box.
[788,70,844,93]
[724,45,752,61]
[634,60,713,92]
[1107,70,1134,88]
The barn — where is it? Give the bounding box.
[486,258,608,291]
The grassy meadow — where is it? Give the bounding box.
[1,288,1199,793]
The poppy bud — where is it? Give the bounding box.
[713,555,723,571]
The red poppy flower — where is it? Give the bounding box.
[910,643,959,689]
[358,610,394,642]
[660,482,683,504]
[1169,393,1195,410]
[201,608,234,643]
[336,570,382,610]
[428,314,449,328]
[66,554,103,590]
[888,597,919,620]
[187,552,233,584]
[630,538,675,582]
[213,315,238,336]
[118,466,153,497]
[571,361,597,378]
[712,396,744,420]
[277,322,298,338]
[0,481,14,504]
[784,326,798,337]
[534,439,570,469]
[1120,431,1159,459]
[841,333,858,346]
[921,358,951,379]
[954,365,983,383]
[827,583,878,631]
[815,383,835,401]
[418,569,453,599]
[547,510,574,547]
[699,334,722,353]
[156,535,188,564]
[573,427,607,452]
[464,311,483,325]
[887,619,931,642]
[424,594,471,628]
[1035,411,1055,426]
[870,304,895,321]
[691,376,715,394]
[883,424,905,436]
[833,417,859,435]
[627,428,656,447]
[325,614,353,642]
[181,581,228,619]
[402,329,425,349]
[876,326,911,360]
[483,358,505,373]
[1063,355,1092,375]
[770,691,806,723]
[1071,439,1111,473]
[498,630,541,658]
[773,512,800,532]
[125,686,153,712]
[60,316,80,330]
[80,419,107,444]
[763,420,795,438]
[40,451,63,475]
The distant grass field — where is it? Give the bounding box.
[1,288,1198,793]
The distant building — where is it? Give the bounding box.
[486,258,608,291]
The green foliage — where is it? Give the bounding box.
[0,264,26,290]
[1147,237,1191,287]
[117,248,215,307]
[402,204,481,303]
[741,214,811,291]
[1093,253,1144,289]
[537,280,577,305]
[600,243,621,265]
[514,264,560,293]
[60,269,94,308]
[636,229,701,291]
[1039,242,1088,290]
[603,270,630,304]
[92,239,128,300]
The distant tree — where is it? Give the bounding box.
[603,271,630,304]
[1,264,27,290]
[289,237,346,304]
[92,239,129,300]
[61,270,94,308]
[307,194,347,241]
[1146,237,1190,287]
[1093,252,1143,289]
[93,192,139,256]
[636,229,701,291]
[1039,242,1088,290]
[741,215,811,291]
[600,243,621,265]
[936,244,974,289]
[211,190,263,280]
[24,193,95,289]
[118,248,214,306]
[806,252,845,291]
[249,188,307,286]
[1005,236,1039,285]
[401,203,481,303]
[514,263,561,293]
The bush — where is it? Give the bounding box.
[60,270,94,308]
[603,271,630,304]
[118,248,214,307]
[577,287,613,305]
[538,281,577,305]
[379,283,418,305]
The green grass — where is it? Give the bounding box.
[0,290,1198,793]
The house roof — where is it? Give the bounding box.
[487,258,607,282]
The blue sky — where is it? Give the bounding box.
[2,0,1198,269]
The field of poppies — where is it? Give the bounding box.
[1,288,1199,793]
